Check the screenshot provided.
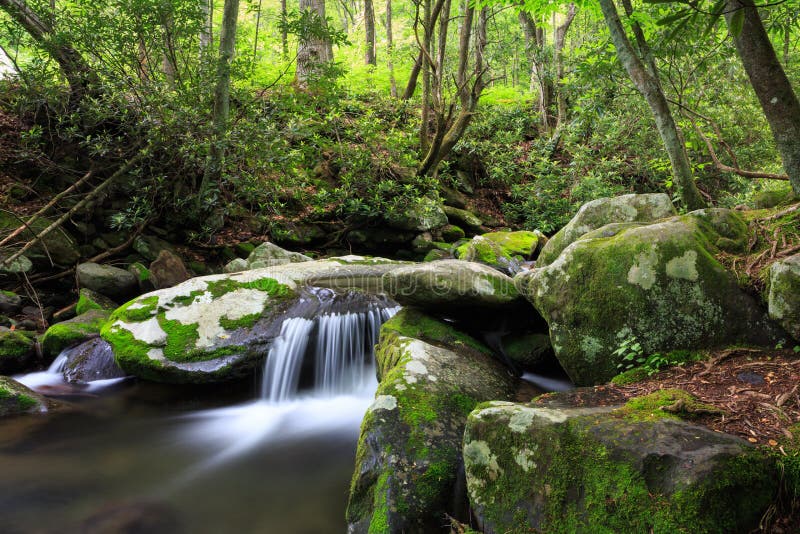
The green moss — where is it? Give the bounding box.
[129,262,151,281]
[482,230,540,258]
[610,367,650,385]
[76,292,102,314]
[40,310,110,357]
[110,296,158,322]
[616,389,722,422]
[380,308,492,357]
[367,471,391,534]
[219,313,262,331]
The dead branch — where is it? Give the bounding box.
[1,153,143,268]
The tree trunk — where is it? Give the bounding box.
[296,0,334,86]
[725,0,800,195]
[200,0,212,54]
[281,0,288,58]
[598,0,706,210]
[385,0,397,96]
[198,0,239,206]
[364,0,376,65]
[0,0,95,106]
[519,10,551,130]
[554,3,576,128]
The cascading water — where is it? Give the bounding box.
[260,288,399,402]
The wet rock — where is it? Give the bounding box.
[77,262,138,299]
[537,193,676,267]
[768,253,800,340]
[62,338,127,383]
[383,259,522,311]
[0,376,49,417]
[347,309,516,533]
[464,394,775,534]
[40,309,110,358]
[149,250,190,289]
[516,208,784,385]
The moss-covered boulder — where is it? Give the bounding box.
[0,290,22,314]
[516,209,783,385]
[769,253,800,340]
[347,309,516,533]
[437,224,466,243]
[223,241,311,273]
[76,288,118,315]
[443,205,483,233]
[537,193,676,267]
[464,396,775,534]
[503,332,554,371]
[482,230,545,259]
[455,236,521,274]
[101,257,402,383]
[0,329,36,374]
[40,309,110,358]
[383,259,522,311]
[0,376,50,417]
[0,212,80,266]
[77,262,139,299]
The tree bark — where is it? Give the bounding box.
[519,10,551,130]
[365,0,376,65]
[598,0,706,209]
[554,3,576,128]
[281,0,288,58]
[200,0,212,54]
[385,0,397,96]
[296,0,334,86]
[198,0,239,205]
[0,0,95,106]
[725,0,800,195]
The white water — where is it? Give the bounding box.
[14,353,69,389]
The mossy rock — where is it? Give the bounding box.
[101,257,402,383]
[438,224,466,243]
[347,309,516,533]
[503,332,554,371]
[383,259,522,311]
[0,376,49,417]
[0,290,22,314]
[464,399,776,534]
[481,230,544,260]
[537,193,676,267]
[752,185,795,209]
[0,212,80,266]
[768,253,800,340]
[76,288,118,315]
[385,197,448,232]
[132,235,176,262]
[516,209,783,386]
[423,249,451,262]
[0,329,36,374]
[455,236,522,275]
[77,262,138,299]
[40,309,110,358]
[443,205,483,233]
[223,241,312,273]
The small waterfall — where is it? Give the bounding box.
[48,353,69,373]
[260,288,398,403]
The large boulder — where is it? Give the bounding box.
[768,254,800,340]
[0,329,36,374]
[77,262,139,299]
[464,393,775,534]
[347,309,517,533]
[0,376,50,416]
[516,209,784,385]
[537,193,676,267]
[481,230,545,259]
[40,309,110,358]
[385,197,448,232]
[101,257,404,383]
[383,259,522,311]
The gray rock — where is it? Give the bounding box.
[385,197,448,232]
[768,253,800,340]
[0,290,22,314]
[347,309,517,533]
[149,250,191,289]
[77,262,138,298]
[443,205,483,233]
[133,235,176,262]
[537,193,676,267]
[224,241,312,272]
[0,376,50,417]
[61,338,127,383]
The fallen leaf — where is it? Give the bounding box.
[748,437,758,443]
[769,439,778,446]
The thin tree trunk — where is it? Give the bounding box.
[385,0,397,96]
[519,10,551,130]
[598,0,706,209]
[296,0,333,86]
[365,0,376,65]
[403,52,423,99]
[420,0,433,153]
[281,0,288,58]
[0,0,95,106]
[198,0,239,206]
[554,3,576,128]
[200,0,212,54]
[253,0,263,68]
[725,0,800,195]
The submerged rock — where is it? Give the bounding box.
[537,193,676,267]
[383,259,522,311]
[517,209,783,385]
[347,309,516,532]
[768,253,800,340]
[464,394,775,534]
[101,257,403,383]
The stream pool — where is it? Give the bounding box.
[0,379,373,534]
